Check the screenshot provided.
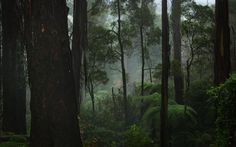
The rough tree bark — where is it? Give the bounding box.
[28,0,82,146]
[215,0,233,146]
[2,0,26,134]
[72,0,88,113]
[214,0,231,85]
[160,0,170,146]
[171,0,184,104]
[0,0,2,125]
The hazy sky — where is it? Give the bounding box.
[195,0,214,5]
[154,0,215,14]
[154,0,214,5]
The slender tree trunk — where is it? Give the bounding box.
[140,25,145,96]
[112,87,116,112]
[160,0,170,146]
[28,0,82,146]
[171,0,184,104]
[117,0,128,124]
[89,79,95,114]
[2,0,26,134]
[149,68,153,83]
[186,63,191,93]
[214,0,231,85]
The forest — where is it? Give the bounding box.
[0,0,235,147]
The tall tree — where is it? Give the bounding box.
[72,0,88,112]
[2,0,26,134]
[214,0,231,84]
[86,26,116,114]
[117,0,128,124]
[171,0,184,104]
[160,0,170,146]
[127,0,159,96]
[0,0,2,128]
[182,1,214,91]
[28,0,82,146]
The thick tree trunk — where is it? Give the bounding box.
[160,0,170,146]
[28,0,82,146]
[117,0,128,125]
[72,0,88,112]
[171,0,184,104]
[0,0,2,127]
[2,0,26,134]
[214,0,231,85]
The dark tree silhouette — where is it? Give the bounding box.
[28,0,82,146]
[214,0,231,85]
[72,0,88,113]
[160,0,170,146]
[2,0,26,134]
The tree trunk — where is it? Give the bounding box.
[89,79,95,114]
[149,68,153,83]
[214,0,231,85]
[72,0,88,113]
[0,0,2,128]
[28,0,82,146]
[112,87,116,114]
[160,0,170,146]
[117,0,128,125]
[186,63,191,93]
[140,25,145,96]
[171,0,184,104]
[2,0,26,134]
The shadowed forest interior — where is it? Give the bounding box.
[0,0,236,146]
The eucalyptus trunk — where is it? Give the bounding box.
[28,0,82,146]
[72,0,88,112]
[172,0,184,104]
[140,25,145,96]
[214,0,231,85]
[2,0,26,134]
[160,0,170,146]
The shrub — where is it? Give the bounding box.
[208,74,236,147]
[124,124,154,147]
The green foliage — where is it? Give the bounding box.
[171,131,212,147]
[186,80,215,131]
[82,125,123,147]
[153,64,162,81]
[8,136,27,143]
[181,0,214,82]
[124,124,154,147]
[146,27,161,46]
[141,104,197,134]
[208,74,236,147]
[0,135,28,147]
[0,142,27,147]
[134,82,161,96]
[171,60,182,77]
